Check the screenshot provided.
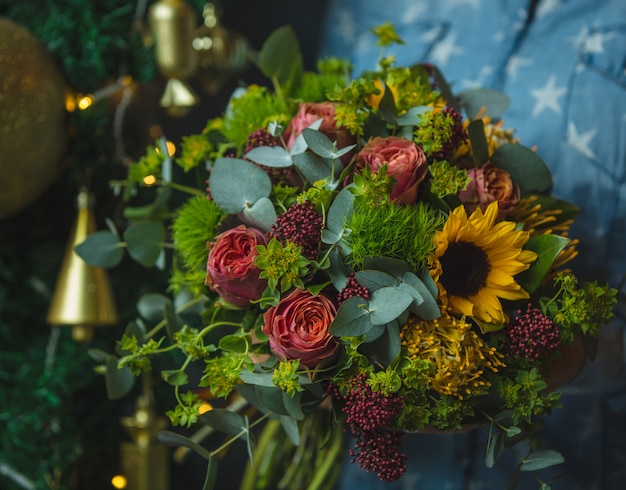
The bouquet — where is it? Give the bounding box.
[83,24,617,489]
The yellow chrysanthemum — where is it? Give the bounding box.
[400,313,505,399]
[428,201,537,326]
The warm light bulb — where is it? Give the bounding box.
[77,95,94,110]
[143,175,157,186]
[155,140,176,156]
[111,475,127,489]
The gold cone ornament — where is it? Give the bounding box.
[47,188,118,342]
[148,0,199,116]
[120,388,170,490]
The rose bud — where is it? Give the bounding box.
[205,225,268,307]
[262,288,339,370]
[356,136,428,204]
[283,102,356,165]
[458,163,520,220]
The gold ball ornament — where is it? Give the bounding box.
[0,17,68,219]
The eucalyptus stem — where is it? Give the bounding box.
[197,321,243,339]
[144,295,206,339]
[158,180,206,196]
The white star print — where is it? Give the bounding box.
[506,55,534,78]
[430,32,464,67]
[567,120,598,160]
[403,2,428,22]
[530,75,566,117]
[536,0,562,18]
[582,30,617,54]
[421,25,445,43]
[567,26,590,50]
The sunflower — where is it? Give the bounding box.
[428,201,537,327]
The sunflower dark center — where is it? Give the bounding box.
[439,240,491,298]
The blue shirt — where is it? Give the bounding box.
[319,1,626,488]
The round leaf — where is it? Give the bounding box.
[136,293,172,321]
[491,144,553,193]
[245,145,293,168]
[369,287,413,325]
[124,220,166,267]
[330,296,373,337]
[209,158,272,214]
[75,230,124,268]
[239,196,276,231]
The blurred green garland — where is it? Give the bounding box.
[0,1,209,489]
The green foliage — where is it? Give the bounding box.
[371,22,405,47]
[165,391,204,428]
[255,238,310,293]
[199,352,252,398]
[414,108,459,157]
[366,365,402,395]
[498,368,561,425]
[347,201,445,271]
[543,272,617,340]
[177,134,214,172]
[429,159,470,198]
[171,195,223,274]
[128,145,165,184]
[273,360,305,397]
[222,86,293,149]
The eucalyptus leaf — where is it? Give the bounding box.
[239,370,276,387]
[198,408,248,438]
[520,449,564,472]
[203,457,218,490]
[239,196,277,231]
[327,246,352,292]
[122,320,146,346]
[491,144,553,193]
[255,385,292,416]
[137,293,172,321]
[292,151,333,184]
[396,105,431,126]
[209,158,272,214]
[369,287,414,325]
[363,322,386,342]
[282,391,305,420]
[355,270,397,291]
[257,25,302,95]
[105,355,135,400]
[75,230,124,268]
[302,128,336,159]
[378,82,398,124]
[164,301,181,340]
[157,431,212,460]
[358,322,401,366]
[401,272,440,320]
[290,118,322,155]
[322,187,354,244]
[245,145,293,168]
[458,88,511,119]
[124,220,166,267]
[467,119,489,168]
[362,256,412,278]
[330,296,373,337]
[485,426,506,468]
[280,415,300,446]
[516,234,570,294]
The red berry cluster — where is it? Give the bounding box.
[270,201,323,260]
[504,303,561,363]
[245,128,281,153]
[330,374,407,482]
[337,272,371,305]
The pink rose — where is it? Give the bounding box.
[356,136,428,204]
[283,102,356,164]
[262,289,339,370]
[458,163,520,220]
[205,225,268,306]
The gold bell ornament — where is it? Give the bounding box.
[148,0,200,116]
[47,187,118,342]
[192,3,249,95]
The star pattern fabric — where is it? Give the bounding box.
[319,1,626,488]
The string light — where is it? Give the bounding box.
[143,175,157,186]
[111,474,127,489]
